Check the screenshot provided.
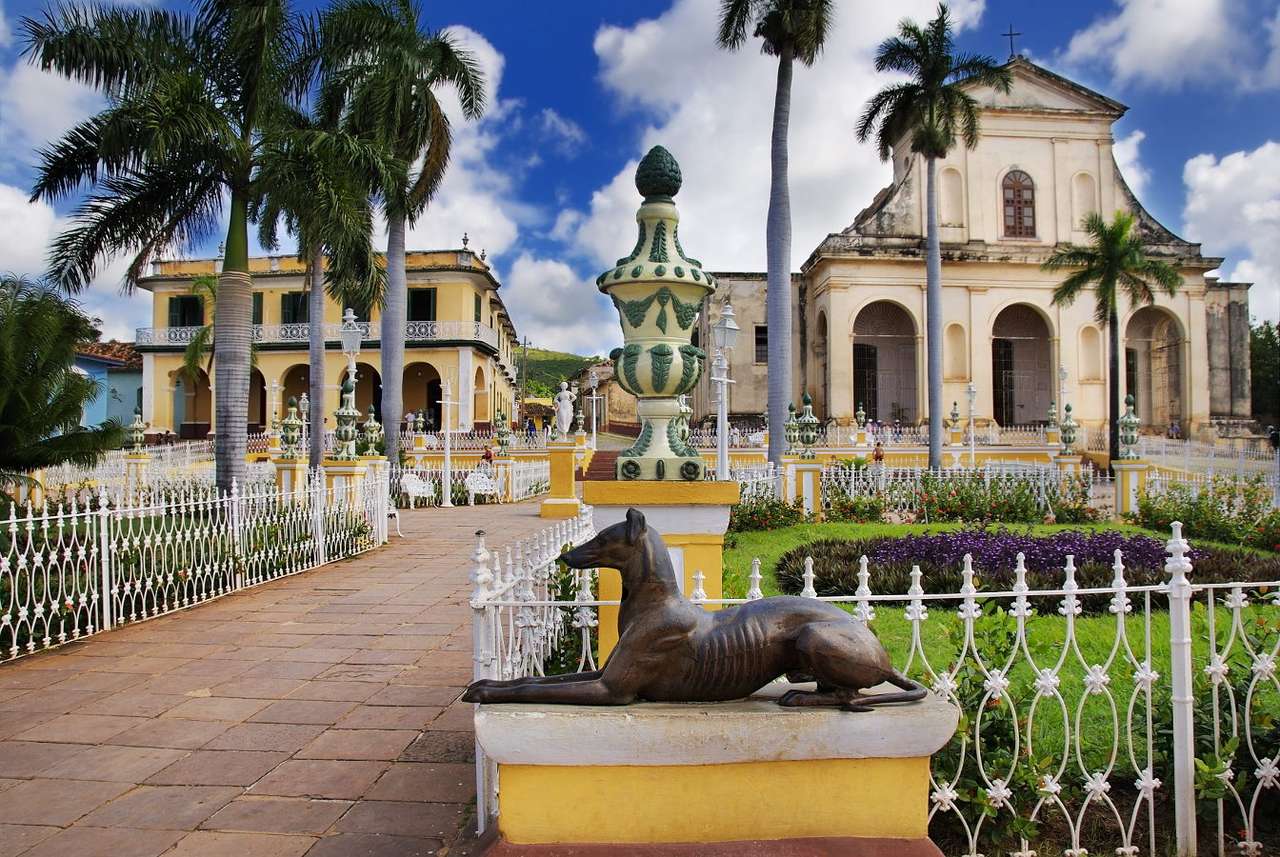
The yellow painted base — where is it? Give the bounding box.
[540,498,582,519]
[497,757,929,845]
[583,480,740,506]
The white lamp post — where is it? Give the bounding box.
[587,370,602,450]
[711,300,740,481]
[966,381,977,468]
[1058,363,1068,425]
[340,307,362,389]
[440,379,457,507]
[299,391,310,453]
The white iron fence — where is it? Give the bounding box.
[2,468,389,663]
[467,521,1279,855]
[390,460,551,507]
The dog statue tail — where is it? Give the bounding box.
[848,670,929,710]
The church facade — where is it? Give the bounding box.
[694,58,1253,438]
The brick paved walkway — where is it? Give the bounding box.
[0,502,549,857]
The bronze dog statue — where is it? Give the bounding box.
[462,509,926,711]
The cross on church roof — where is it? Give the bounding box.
[1002,24,1022,58]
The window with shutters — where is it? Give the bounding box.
[280,292,308,324]
[474,293,482,323]
[1002,170,1036,238]
[408,288,437,322]
[252,293,262,325]
[168,295,203,327]
[754,325,768,364]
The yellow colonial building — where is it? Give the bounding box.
[135,247,521,438]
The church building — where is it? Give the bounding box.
[695,58,1253,438]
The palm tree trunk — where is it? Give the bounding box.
[925,156,943,470]
[1109,306,1121,470]
[307,244,326,468]
[381,212,407,469]
[213,188,252,494]
[765,42,794,485]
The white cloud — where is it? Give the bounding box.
[0,63,102,174]
[538,108,586,156]
[562,0,986,277]
[502,253,617,355]
[1183,141,1280,324]
[1113,129,1149,198]
[0,3,11,49]
[1062,0,1280,91]
[0,182,149,339]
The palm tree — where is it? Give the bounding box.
[0,275,123,502]
[320,0,486,467]
[857,3,1011,469]
[254,104,400,467]
[717,0,834,476]
[23,0,315,492]
[1042,210,1182,466]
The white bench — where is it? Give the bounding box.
[400,472,437,508]
[464,469,500,505]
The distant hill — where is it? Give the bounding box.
[519,347,603,398]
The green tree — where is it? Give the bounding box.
[320,0,486,466]
[0,275,123,500]
[857,3,1011,469]
[1251,320,1279,425]
[23,0,316,492]
[1042,210,1182,465]
[717,0,834,476]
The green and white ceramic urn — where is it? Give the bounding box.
[597,145,714,481]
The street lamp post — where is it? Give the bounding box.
[340,308,362,390]
[587,370,602,449]
[1058,364,1068,425]
[711,300,740,481]
[440,379,457,508]
[299,392,310,454]
[966,381,977,468]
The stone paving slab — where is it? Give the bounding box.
[0,502,550,855]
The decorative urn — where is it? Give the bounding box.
[784,402,800,455]
[1047,400,1058,428]
[1059,403,1079,455]
[126,407,147,453]
[598,145,714,480]
[855,402,866,429]
[949,401,960,430]
[361,405,383,453]
[1118,394,1140,459]
[796,394,820,459]
[281,397,302,457]
[495,408,511,456]
[333,378,360,461]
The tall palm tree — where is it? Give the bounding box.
[717,0,834,476]
[0,275,123,502]
[23,0,316,492]
[857,3,1011,469]
[254,105,400,467]
[320,0,486,467]
[1042,210,1182,466]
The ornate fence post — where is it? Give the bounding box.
[313,466,328,567]
[1166,521,1198,856]
[230,479,245,591]
[97,489,113,632]
[469,530,495,835]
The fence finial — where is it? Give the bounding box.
[746,558,763,601]
[854,555,875,622]
[801,556,817,598]
[470,530,491,602]
[690,570,707,604]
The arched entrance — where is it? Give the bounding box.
[473,366,489,426]
[852,302,917,423]
[341,362,382,422]
[1126,307,1183,430]
[991,304,1052,426]
[248,368,267,431]
[173,368,212,438]
[403,362,442,432]
[815,311,829,418]
[281,365,309,411]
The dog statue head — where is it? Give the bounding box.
[560,508,651,573]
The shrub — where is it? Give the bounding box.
[825,492,885,524]
[915,473,1043,524]
[728,497,807,532]
[1136,475,1274,549]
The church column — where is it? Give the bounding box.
[457,346,474,430]
[1098,139,1117,215]
[1051,138,1071,242]
[827,289,854,424]
[1184,290,1211,435]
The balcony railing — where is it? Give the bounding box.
[136,320,501,350]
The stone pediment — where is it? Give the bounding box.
[964,57,1127,117]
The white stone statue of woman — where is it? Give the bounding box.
[554,382,575,438]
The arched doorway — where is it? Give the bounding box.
[403,362,442,432]
[341,362,382,422]
[173,368,212,438]
[281,365,309,411]
[1126,307,1183,430]
[815,312,829,418]
[852,302,917,423]
[473,366,489,426]
[991,304,1052,426]
[248,368,267,431]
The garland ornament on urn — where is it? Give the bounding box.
[599,145,714,480]
[1118,394,1141,459]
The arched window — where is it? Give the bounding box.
[941,167,964,226]
[1002,170,1036,238]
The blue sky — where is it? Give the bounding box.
[1,0,1277,352]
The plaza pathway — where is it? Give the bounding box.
[0,502,549,857]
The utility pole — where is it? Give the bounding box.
[516,336,531,426]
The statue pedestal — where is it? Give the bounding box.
[783,457,822,517]
[541,441,582,519]
[322,459,368,508]
[474,683,957,855]
[1112,458,1150,517]
[582,480,739,661]
[273,457,309,493]
[1053,453,1083,475]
